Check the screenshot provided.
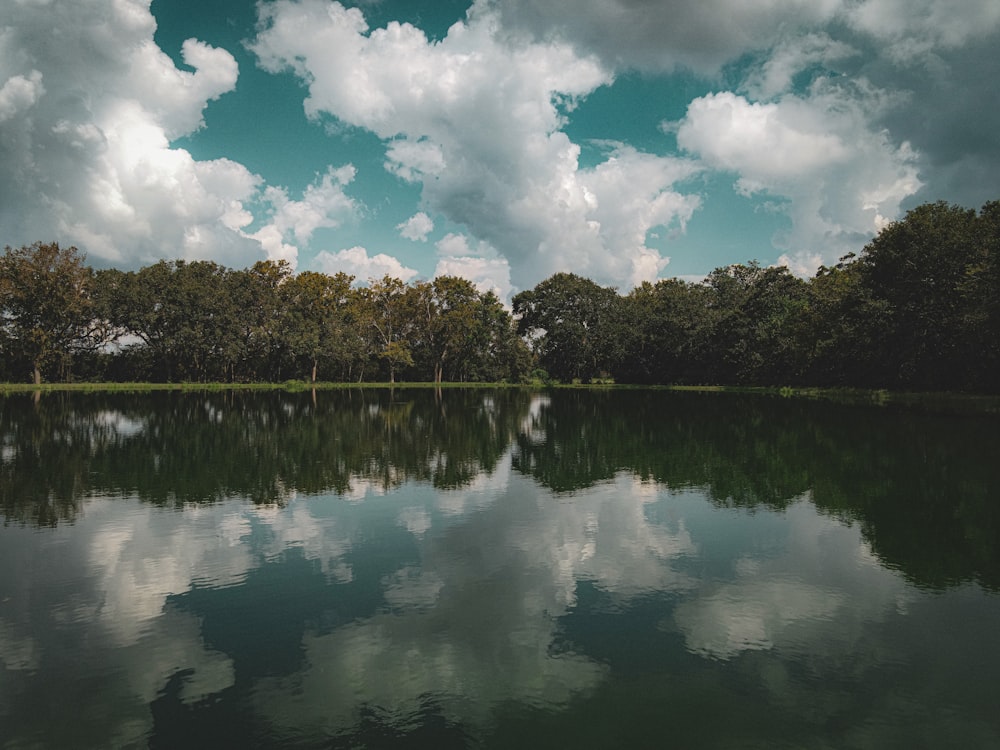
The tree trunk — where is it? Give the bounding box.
[33,363,41,386]
[312,358,318,383]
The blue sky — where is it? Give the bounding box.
[2,0,999,299]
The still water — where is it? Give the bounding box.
[1,389,998,748]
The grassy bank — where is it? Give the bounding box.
[3,380,999,415]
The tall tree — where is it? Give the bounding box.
[513,272,627,382]
[974,201,1000,389]
[366,276,418,384]
[466,290,532,383]
[105,260,239,382]
[800,255,887,387]
[0,242,102,384]
[281,270,356,382]
[856,201,981,389]
[226,260,292,382]
[411,276,482,383]
[702,263,808,385]
[622,279,713,384]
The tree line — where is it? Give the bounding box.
[1,200,998,391]
[514,200,1000,393]
[0,249,531,385]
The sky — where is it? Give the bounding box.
[1,0,999,300]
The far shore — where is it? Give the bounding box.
[3,381,1000,416]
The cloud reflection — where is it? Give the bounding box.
[2,389,997,747]
[672,498,912,661]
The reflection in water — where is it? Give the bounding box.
[1,389,999,748]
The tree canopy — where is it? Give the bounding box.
[3,200,998,391]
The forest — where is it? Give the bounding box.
[1,200,998,392]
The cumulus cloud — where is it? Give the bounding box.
[741,33,858,100]
[436,255,513,301]
[431,232,514,300]
[315,245,419,282]
[673,86,921,272]
[845,0,1000,61]
[0,69,44,122]
[249,165,359,266]
[397,211,434,241]
[0,0,303,269]
[485,0,842,74]
[0,0,391,275]
[251,0,700,290]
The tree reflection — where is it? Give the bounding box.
[513,390,1000,590]
[0,388,531,514]
[2,388,998,589]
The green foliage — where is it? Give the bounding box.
[855,201,987,389]
[513,272,628,382]
[0,242,104,384]
[3,198,1000,390]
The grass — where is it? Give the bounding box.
[0,380,529,394]
[2,380,999,415]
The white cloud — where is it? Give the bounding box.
[397,211,434,241]
[314,245,419,282]
[674,87,921,270]
[385,139,446,181]
[741,33,858,100]
[486,0,843,74]
[0,0,294,270]
[433,233,512,300]
[675,93,850,185]
[249,165,359,266]
[251,0,700,291]
[435,232,476,257]
[845,0,1000,60]
[580,145,701,287]
[0,69,44,121]
[435,255,513,302]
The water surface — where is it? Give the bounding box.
[1,389,998,748]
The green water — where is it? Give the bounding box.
[1,389,998,748]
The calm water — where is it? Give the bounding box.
[1,389,998,749]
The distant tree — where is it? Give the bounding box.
[409,276,482,383]
[513,272,627,382]
[226,260,292,381]
[701,262,808,385]
[975,201,1000,388]
[281,270,356,382]
[856,201,982,389]
[104,260,240,382]
[467,290,532,382]
[0,242,104,384]
[366,276,419,384]
[622,278,712,384]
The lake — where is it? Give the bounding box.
[1,388,998,748]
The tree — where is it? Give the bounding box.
[622,279,713,384]
[410,276,482,383]
[226,260,292,382]
[281,270,356,382]
[702,262,808,385]
[366,276,419,384]
[0,242,103,384]
[466,290,532,382]
[856,201,982,389]
[974,201,1000,389]
[513,273,627,382]
[104,260,240,382]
